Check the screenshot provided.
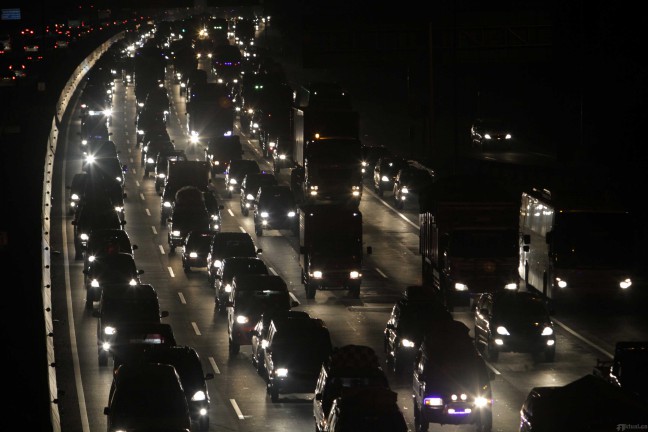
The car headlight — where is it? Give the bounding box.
[246,193,254,200]
[224,283,232,293]
[556,278,568,288]
[454,283,468,291]
[91,279,99,288]
[260,211,269,218]
[275,368,288,377]
[504,283,518,290]
[349,271,360,279]
[172,230,181,237]
[312,270,323,279]
[381,175,389,182]
[101,342,111,351]
[484,134,492,140]
[505,134,512,139]
[104,326,116,335]
[620,278,632,289]
[400,338,416,348]
[287,211,295,217]
[191,390,206,401]
[261,339,269,349]
[496,326,510,336]
[146,157,154,164]
[541,326,553,336]
[163,201,172,208]
[189,252,198,258]
[211,214,219,221]
[129,279,137,286]
[214,260,222,268]
[157,173,166,179]
[401,187,409,194]
[474,396,489,408]
[236,315,249,324]
[229,178,237,185]
[279,154,286,160]
[424,397,443,406]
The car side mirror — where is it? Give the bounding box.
[226,300,234,307]
[256,248,263,254]
[132,245,138,250]
[215,274,221,280]
[315,393,322,401]
[523,234,531,245]
[299,246,305,254]
[366,246,372,255]
[103,407,110,415]
[160,311,169,318]
[523,245,530,252]
[386,323,395,330]
[219,205,224,210]
[82,269,88,275]
[137,269,144,275]
[205,372,215,381]
[92,310,101,318]
[120,221,127,226]
[291,299,300,308]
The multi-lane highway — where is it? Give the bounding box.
[48,24,648,432]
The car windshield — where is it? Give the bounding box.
[448,229,518,258]
[236,290,289,309]
[213,239,256,257]
[102,300,159,322]
[493,296,548,321]
[187,234,213,249]
[223,260,267,278]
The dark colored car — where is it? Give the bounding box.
[372,156,409,197]
[224,159,260,198]
[213,256,269,312]
[203,135,243,176]
[252,184,298,236]
[67,172,88,215]
[392,165,435,210]
[239,172,278,216]
[167,205,212,253]
[470,117,515,151]
[250,310,311,374]
[207,232,262,287]
[361,144,392,178]
[83,252,144,310]
[182,230,216,273]
[263,315,332,402]
[93,283,168,366]
[71,197,125,261]
[412,322,494,432]
[135,108,167,146]
[104,362,191,432]
[326,387,408,432]
[473,290,556,362]
[226,274,298,355]
[83,228,137,274]
[79,113,111,152]
[383,287,452,374]
[142,138,175,177]
[113,345,214,431]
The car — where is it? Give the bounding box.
[79,112,111,151]
[107,321,177,367]
[383,286,453,374]
[239,172,278,216]
[473,290,556,362]
[204,135,244,176]
[213,256,269,312]
[412,321,494,432]
[135,109,167,146]
[372,155,409,197]
[92,283,168,366]
[470,117,515,151]
[112,345,214,431]
[66,172,88,215]
[360,144,392,178]
[263,315,332,402]
[71,196,125,261]
[83,252,144,310]
[141,84,170,115]
[82,138,119,160]
[392,164,435,210]
[313,344,391,432]
[250,310,311,374]
[226,274,298,355]
[326,387,408,432]
[104,362,191,432]
[142,138,175,177]
[167,205,213,253]
[83,228,137,273]
[224,159,260,198]
[82,156,127,198]
[252,184,298,236]
[181,230,216,273]
[207,232,262,288]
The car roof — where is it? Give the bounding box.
[101,283,157,300]
[233,274,287,291]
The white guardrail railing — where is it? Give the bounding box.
[41,31,124,432]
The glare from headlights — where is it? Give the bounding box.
[454,283,468,291]
[246,193,254,200]
[620,279,632,289]
[474,396,489,408]
[484,134,492,140]
[424,397,443,406]
[401,187,409,194]
[129,279,137,286]
[102,342,111,351]
[557,279,567,288]
[229,178,237,185]
[214,260,223,268]
[541,327,553,336]
[104,326,116,335]
[261,339,269,348]
[349,271,360,279]
[313,270,323,279]
[191,390,206,401]
[400,339,415,348]
[287,211,296,217]
[381,175,389,182]
[504,283,517,290]
[91,279,99,288]
[189,252,198,258]
[224,283,232,292]
[260,211,269,218]
[236,315,249,324]
[496,326,510,335]
[275,368,288,377]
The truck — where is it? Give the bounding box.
[419,174,521,310]
[160,160,210,225]
[186,82,235,146]
[286,107,363,207]
[299,204,371,299]
[593,341,648,402]
[519,184,639,301]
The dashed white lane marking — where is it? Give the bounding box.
[168,267,175,277]
[192,322,201,336]
[375,267,388,279]
[230,399,245,420]
[209,357,221,374]
[178,292,186,304]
